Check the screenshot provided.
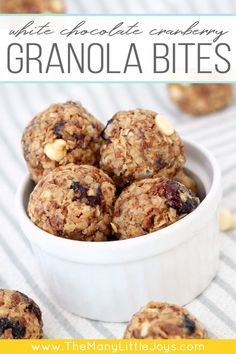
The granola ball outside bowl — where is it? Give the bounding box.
[22,101,104,183]
[0,289,43,339]
[0,0,64,13]
[168,84,233,116]
[16,140,221,322]
[124,302,208,339]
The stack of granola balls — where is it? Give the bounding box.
[21,101,211,340]
[23,101,200,242]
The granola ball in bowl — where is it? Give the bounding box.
[100,109,185,187]
[111,177,199,240]
[28,164,116,242]
[22,101,104,183]
[16,139,221,322]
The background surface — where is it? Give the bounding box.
[0,0,236,340]
[66,0,236,14]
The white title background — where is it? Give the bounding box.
[0,15,235,82]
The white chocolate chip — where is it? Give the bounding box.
[87,188,96,196]
[219,209,236,232]
[169,86,183,101]
[44,139,66,162]
[155,114,175,136]
[51,0,64,12]
[140,321,150,337]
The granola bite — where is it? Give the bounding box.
[100,110,185,187]
[22,101,104,183]
[112,177,199,240]
[174,169,197,195]
[28,164,116,241]
[0,289,43,339]
[0,0,64,13]
[169,84,232,115]
[124,302,208,339]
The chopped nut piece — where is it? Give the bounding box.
[110,222,118,233]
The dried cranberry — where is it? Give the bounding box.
[164,180,182,210]
[87,187,102,206]
[164,180,198,215]
[0,317,26,339]
[156,156,167,171]
[183,315,196,334]
[71,181,88,200]
[165,180,180,195]
[25,303,42,322]
[16,291,42,322]
[178,198,199,215]
[53,121,65,139]
[74,132,85,142]
[70,181,102,206]
[101,117,114,141]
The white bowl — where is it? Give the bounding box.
[16,139,222,322]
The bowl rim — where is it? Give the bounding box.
[16,139,222,262]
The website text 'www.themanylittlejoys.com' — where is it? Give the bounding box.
[31,340,204,353]
[2,339,236,354]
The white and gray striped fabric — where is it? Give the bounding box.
[66,0,236,14]
[0,0,236,340]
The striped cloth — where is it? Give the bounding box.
[66,0,236,14]
[0,0,236,340]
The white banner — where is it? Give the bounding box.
[0,15,235,82]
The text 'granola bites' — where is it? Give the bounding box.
[0,289,43,339]
[0,0,64,13]
[112,177,199,240]
[28,164,116,241]
[22,101,104,183]
[124,302,208,339]
[169,84,233,115]
[100,109,185,186]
